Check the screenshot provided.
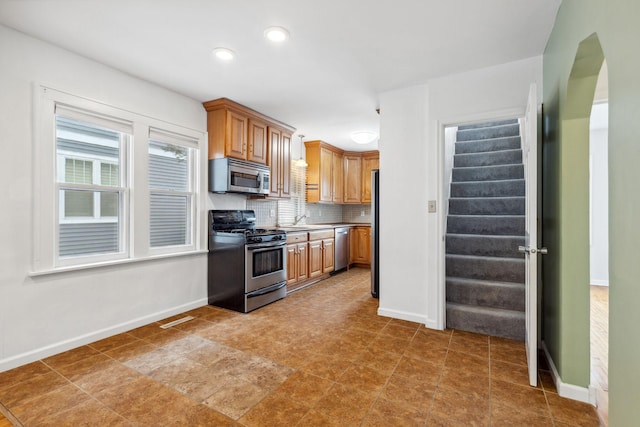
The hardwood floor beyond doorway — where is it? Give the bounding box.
[591,284,609,426]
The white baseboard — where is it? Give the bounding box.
[0,298,208,373]
[541,341,597,405]
[590,280,609,286]
[377,307,428,325]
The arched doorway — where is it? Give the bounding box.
[560,32,608,423]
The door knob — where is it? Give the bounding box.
[518,246,548,255]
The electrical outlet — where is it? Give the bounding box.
[361,210,365,217]
[306,210,311,217]
[318,210,322,217]
[269,209,276,217]
[428,200,437,213]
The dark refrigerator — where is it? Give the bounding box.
[371,169,380,298]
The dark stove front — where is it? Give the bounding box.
[207,210,287,313]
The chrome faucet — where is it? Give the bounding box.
[293,214,307,225]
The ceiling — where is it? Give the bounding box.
[0,0,561,151]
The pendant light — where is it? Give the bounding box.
[295,134,308,168]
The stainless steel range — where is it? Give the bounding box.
[208,210,287,312]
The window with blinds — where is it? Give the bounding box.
[34,86,204,273]
[148,137,194,248]
[55,115,127,258]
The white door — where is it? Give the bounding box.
[521,83,541,387]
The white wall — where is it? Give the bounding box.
[378,85,432,325]
[0,25,211,371]
[378,56,543,329]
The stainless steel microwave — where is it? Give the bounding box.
[209,158,270,195]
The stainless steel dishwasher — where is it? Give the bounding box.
[334,227,350,273]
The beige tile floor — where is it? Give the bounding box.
[0,268,601,426]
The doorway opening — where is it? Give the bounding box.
[442,118,526,340]
[589,60,609,425]
[560,32,608,423]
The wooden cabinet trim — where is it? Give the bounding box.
[203,98,295,133]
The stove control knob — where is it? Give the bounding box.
[273,235,282,240]
[252,237,263,243]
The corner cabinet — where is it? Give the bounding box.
[305,140,378,205]
[203,98,295,197]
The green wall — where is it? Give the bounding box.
[543,0,640,424]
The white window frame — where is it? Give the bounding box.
[148,131,199,255]
[32,85,207,275]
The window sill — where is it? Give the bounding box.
[29,249,208,277]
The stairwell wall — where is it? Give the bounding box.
[378,57,542,329]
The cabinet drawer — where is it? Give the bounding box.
[286,232,308,244]
[308,229,334,241]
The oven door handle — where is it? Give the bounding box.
[246,241,286,250]
[247,281,287,298]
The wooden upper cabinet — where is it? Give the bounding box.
[225,110,248,160]
[202,98,295,171]
[332,151,343,203]
[319,147,333,202]
[305,141,345,204]
[280,132,291,197]
[343,155,362,204]
[248,119,268,164]
[361,153,380,203]
[269,127,281,196]
[268,127,291,198]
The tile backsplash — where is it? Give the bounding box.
[342,204,371,223]
[242,165,372,226]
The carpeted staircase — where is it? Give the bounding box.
[445,119,525,341]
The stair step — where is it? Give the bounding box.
[456,123,520,141]
[446,302,525,341]
[455,136,521,154]
[446,277,525,311]
[445,234,525,258]
[446,254,525,283]
[458,119,519,130]
[450,179,524,198]
[448,197,525,215]
[447,215,525,235]
[454,149,522,168]
[452,164,524,182]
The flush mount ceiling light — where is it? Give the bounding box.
[212,47,235,61]
[350,131,377,145]
[264,26,290,42]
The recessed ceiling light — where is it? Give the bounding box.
[264,26,290,42]
[213,47,235,61]
[350,131,377,145]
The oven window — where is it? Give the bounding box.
[252,247,284,277]
[231,171,260,189]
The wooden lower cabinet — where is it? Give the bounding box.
[350,226,371,266]
[309,238,335,278]
[322,238,334,273]
[308,239,323,279]
[286,242,308,285]
[286,229,335,292]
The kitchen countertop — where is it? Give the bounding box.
[272,223,370,232]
